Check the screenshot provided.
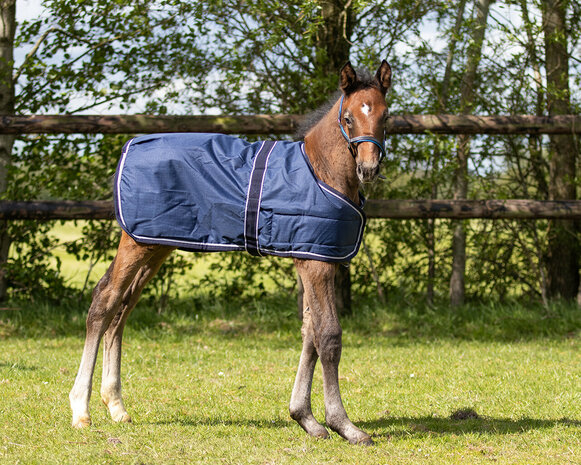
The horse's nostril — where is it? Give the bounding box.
[356,163,380,182]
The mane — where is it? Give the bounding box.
[294,68,379,141]
[294,90,341,141]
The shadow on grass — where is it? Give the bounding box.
[151,413,580,437]
[4,293,581,342]
[359,415,581,439]
[153,415,293,429]
[0,360,38,371]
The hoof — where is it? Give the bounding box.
[103,397,132,424]
[112,412,132,423]
[291,412,330,439]
[354,435,374,446]
[327,418,373,446]
[72,416,92,428]
[311,424,330,439]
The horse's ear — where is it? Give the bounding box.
[340,62,358,94]
[375,60,392,95]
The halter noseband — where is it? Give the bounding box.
[337,95,387,161]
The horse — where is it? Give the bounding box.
[69,60,392,445]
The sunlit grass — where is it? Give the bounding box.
[1,223,580,463]
[1,295,580,464]
[1,326,579,464]
[46,221,288,295]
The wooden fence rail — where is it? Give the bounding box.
[3,199,581,221]
[1,114,581,135]
[2,113,580,221]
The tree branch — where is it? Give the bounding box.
[13,26,56,82]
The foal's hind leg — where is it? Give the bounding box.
[100,246,172,423]
[70,232,170,428]
[294,259,372,445]
[289,303,330,439]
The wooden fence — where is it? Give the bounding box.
[3,199,581,221]
[1,114,580,135]
[2,114,581,220]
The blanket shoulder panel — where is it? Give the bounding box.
[257,141,366,262]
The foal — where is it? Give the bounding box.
[70,61,392,445]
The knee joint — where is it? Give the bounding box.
[317,326,342,363]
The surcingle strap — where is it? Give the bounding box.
[244,141,277,256]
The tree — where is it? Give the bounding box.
[314,0,355,316]
[2,0,211,300]
[3,0,581,306]
[0,0,15,299]
[542,0,579,300]
[449,0,493,307]
[4,0,435,302]
[427,0,467,305]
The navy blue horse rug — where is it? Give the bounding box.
[114,133,366,263]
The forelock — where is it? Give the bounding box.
[349,68,380,93]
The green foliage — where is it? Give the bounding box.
[5,0,581,303]
[5,134,124,300]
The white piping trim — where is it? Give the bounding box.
[243,141,266,253]
[125,232,243,250]
[253,141,277,256]
[115,138,134,228]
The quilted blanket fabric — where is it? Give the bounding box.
[114,133,366,263]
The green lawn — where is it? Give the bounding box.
[48,221,213,290]
[0,296,580,464]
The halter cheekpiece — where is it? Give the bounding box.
[337,95,387,161]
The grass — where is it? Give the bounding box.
[1,223,580,463]
[0,294,580,464]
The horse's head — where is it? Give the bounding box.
[338,60,391,184]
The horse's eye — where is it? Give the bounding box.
[344,115,353,127]
[382,110,390,121]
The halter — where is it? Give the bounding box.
[337,95,387,161]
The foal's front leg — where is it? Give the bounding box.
[289,304,329,439]
[293,260,372,445]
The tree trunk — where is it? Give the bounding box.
[439,0,468,109]
[542,0,579,300]
[334,264,352,316]
[316,1,354,73]
[318,0,354,316]
[297,1,354,318]
[520,0,550,301]
[449,0,492,307]
[450,135,469,307]
[0,0,16,300]
[429,0,467,305]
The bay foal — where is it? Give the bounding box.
[70,61,392,445]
